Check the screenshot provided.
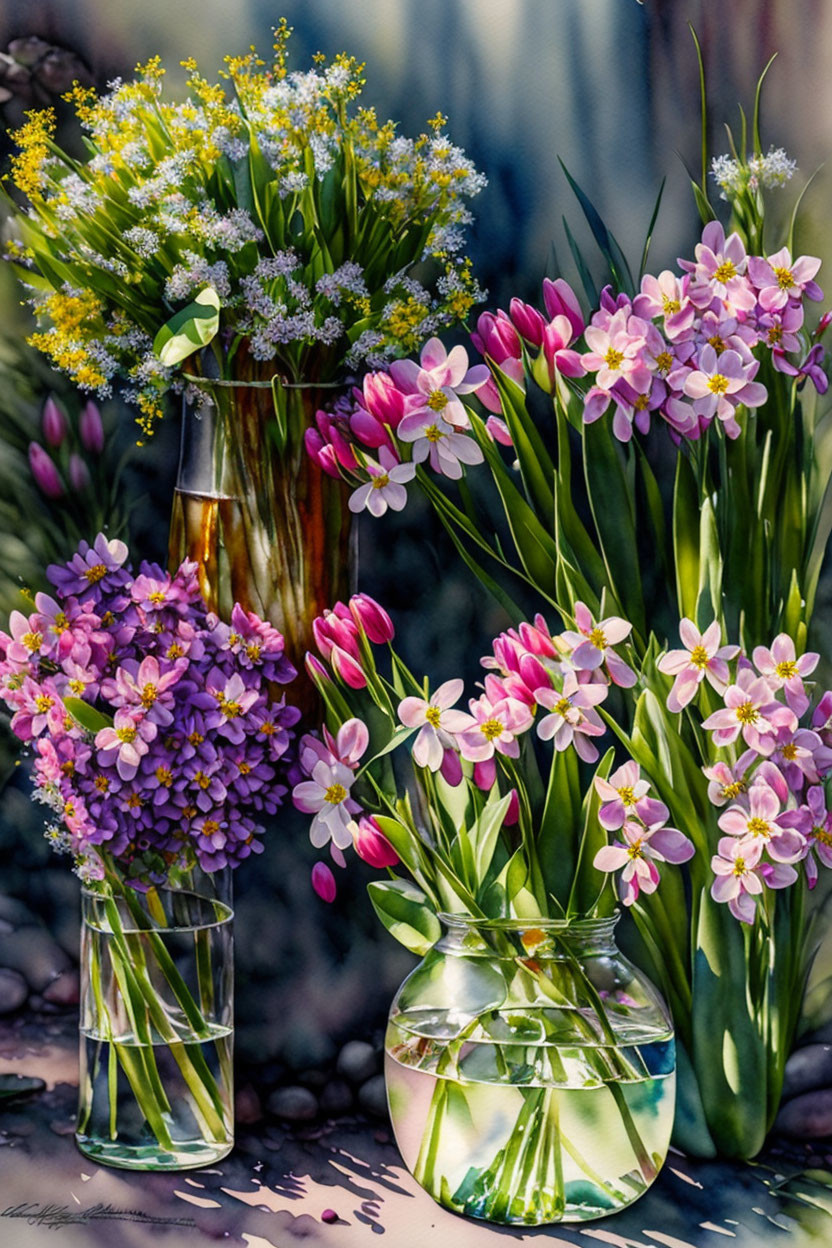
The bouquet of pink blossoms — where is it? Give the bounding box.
[0,532,299,884]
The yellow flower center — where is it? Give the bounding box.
[324,783,348,805]
[690,645,710,669]
[767,324,783,345]
[732,857,747,876]
[168,643,184,659]
[775,659,799,680]
[239,761,252,775]
[589,627,607,649]
[140,683,157,707]
[427,389,448,412]
[714,260,737,283]
[662,295,681,315]
[371,473,390,490]
[259,721,277,736]
[708,373,730,394]
[194,771,212,790]
[655,351,674,373]
[425,705,442,729]
[23,631,43,652]
[424,423,444,443]
[604,347,624,370]
[126,793,143,809]
[735,700,758,725]
[617,786,636,806]
[202,820,220,837]
[708,335,726,355]
[188,730,204,745]
[94,774,109,792]
[51,612,69,634]
[634,394,650,411]
[116,726,137,743]
[627,839,644,859]
[155,766,173,786]
[747,817,770,839]
[555,697,572,717]
[813,826,832,846]
[148,591,166,605]
[246,642,261,661]
[35,694,53,713]
[69,679,86,695]
[781,743,798,761]
[84,564,108,584]
[774,266,795,290]
[224,700,243,718]
[480,718,504,742]
[722,780,746,800]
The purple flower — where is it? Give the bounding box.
[47,534,130,602]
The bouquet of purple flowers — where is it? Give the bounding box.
[0,532,299,884]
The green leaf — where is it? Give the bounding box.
[673,452,701,621]
[752,54,778,157]
[582,420,645,637]
[153,287,221,366]
[470,791,512,884]
[488,369,554,518]
[562,216,598,308]
[559,159,634,295]
[638,177,667,282]
[367,879,441,956]
[537,744,582,908]
[567,747,615,918]
[63,697,112,735]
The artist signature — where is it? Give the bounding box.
[1,1202,196,1230]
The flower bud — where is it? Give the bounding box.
[28,442,64,499]
[353,816,399,868]
[305,652,332,685]
[542,277,585,340]
[330,644,367,689]
[504,789,521,827]
[42,396,68,448]
[440,747,463,787]
[509,298,546,347]
[311,861,337,903]
[348,593,394,644]
[79,400,105,454]
[68,453,91,492]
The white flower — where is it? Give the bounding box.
[348,447,416,517]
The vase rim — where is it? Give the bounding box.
[81,887,233,935]
[437,911,620,934]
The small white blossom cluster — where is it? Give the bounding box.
[711,147,797,201]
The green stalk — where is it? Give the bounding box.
[607,1081,657,1183]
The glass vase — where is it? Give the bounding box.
[385,914,675,1226]
[168,355,355,707]
[76,871,234,1170]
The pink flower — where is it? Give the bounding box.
[593,816,694,906]
[535,672,608,763]
[717,781,805,863]
[353,816,399,868]
[582,309,651,392]
[701,667,797,756]
[79,400,105,454]
[28,443,64,499]
[330,645,367,690]
[594,760,651,831]
[95,708,157,782]
[311,861,337,902]
[305,409,358,478]
[779,786,832,889]
[457,692,533,763]
[42,396,67,448]
[348,446,416,517]
[397,415,483,479]
[683,346,767,437]
[104,655,186,727]
[633,271,695,339]
[747,246,823,311]
[682,221,756,313]
[703,751,757,807]
[542,277,585,341]
[293,758,360,849]
[508,299,547,346]
[68,454,91,492]
[391,337,489,432]
[710,836,765,924]
[348,594,394,644]
[540,315,586,388]
[471,310,522,365]
[484,415,513,445]
[658,619,739,712]
[398,680,476,772]
[562,601,636,687]
[752,633,818,717]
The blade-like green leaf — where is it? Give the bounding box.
[63,697,112,735]
[582,420,645,638]
[153,287,221,366]
[367,878,441,956]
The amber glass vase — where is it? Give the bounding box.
[168,356,354,700]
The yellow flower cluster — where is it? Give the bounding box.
[9,108,56,200]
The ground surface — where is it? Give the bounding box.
[1,1014,831,1248]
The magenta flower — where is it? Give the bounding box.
[582,309,651,392]
[773,342,829,394]
[542,277,585,341]
[747,246,822,311]
[508,298,547,346]
[68,454,91,493]
[779,786,832,889]
[95,708,157,781]
[593,816,694,906]
[348,447,416,517]
[540,316,586,389]
[353,816,399,868]
[457,692,533,763]
[471,309,522,365]
[562,601,636,688]
[594,760,652,830]
[658,619,739,711]
[683,221,756,313]
[311,861,337,903]
[701,667,797,755]
[105,655,187,727]
[79,400,105,454]
[752,633,819,717]
[349,594,394,645]
[305,409,359,477]
[683,346,767,437]
[42,396,68,448]
[535,672,608,763]
[28,443,64,499]
[398,680,476,772]
[47,534,130,602]
[710,836,765,924]
[391,337,489,432]
[717,781,805,863]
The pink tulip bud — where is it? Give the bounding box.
[349,594,394,644]
[542,278,585,340]
[471,310,522,364]
[440,747,463,787]
[79,400,105,454]
[353,816,399,868]
[485,415,513,446]
[28,443,64,499]
[474,758,497,790]
[330,644,367,689]
[42,396,68,448]
[361,371,407,429]
[305,653,332,684]
[509,298,546,347]
[68,453,91,492]
[504,789,520,827]
[311,861,337,903]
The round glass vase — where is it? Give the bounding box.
[168,355,355,713]
[76,871,234,1171]
[385,914,675,1226]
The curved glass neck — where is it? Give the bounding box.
[437,913,621,958]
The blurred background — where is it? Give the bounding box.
[0,0,830,1087]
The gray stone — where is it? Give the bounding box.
[320,1079,354,1116]
[0,927,72,992]
[235,1085,263,1126]
[336,1040,377,1085]
[0,969,28,1015]
[783,1044,832,1099]
[357,1075,389,1119]
[267,1085,319,1122]
[0,895,36,927]
[775,1087,832,1138]
[43,970,80,1006]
